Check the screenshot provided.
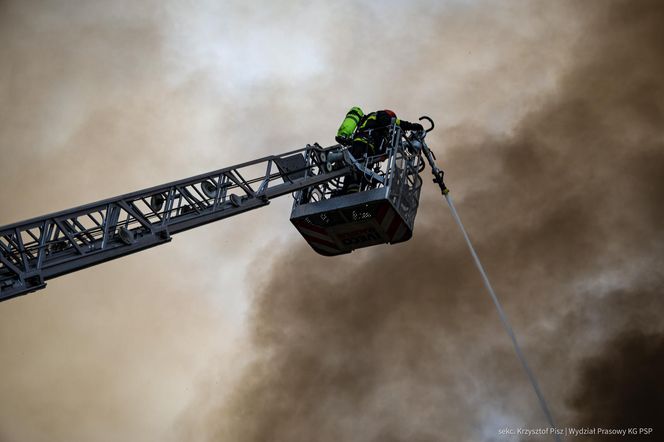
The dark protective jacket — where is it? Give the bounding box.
[352,110,421,155]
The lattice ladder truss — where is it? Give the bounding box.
[0,145,350,302]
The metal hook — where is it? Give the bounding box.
[418,116,434,133]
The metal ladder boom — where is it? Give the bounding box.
[0,144,349,302]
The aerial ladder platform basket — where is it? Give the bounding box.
[290,122,424,256]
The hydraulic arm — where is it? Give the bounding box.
[0,144,350,302]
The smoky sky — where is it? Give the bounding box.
[185,1,664,441]
[1,1,663,442]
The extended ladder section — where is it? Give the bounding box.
[0,145,350,302]
[0,119,433,303]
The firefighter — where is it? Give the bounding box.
[336,108,424,193]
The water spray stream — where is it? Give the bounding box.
[417,121,561,440]
[443,192,561,441]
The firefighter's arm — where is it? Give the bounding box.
[397,119,424,132]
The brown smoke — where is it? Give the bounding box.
[0,2,253,441]
[197,0,664,440]
[569,328,664,438]
[2,0,663,441]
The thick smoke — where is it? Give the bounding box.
[569,329,664,437]
[0,2,254,441]
[197,1,664,440]
[2,0,662,441]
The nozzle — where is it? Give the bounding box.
[431,168,449,195]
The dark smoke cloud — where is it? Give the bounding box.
[192,0,664,440]
[569,329,664,438]
[2,0,662,440]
